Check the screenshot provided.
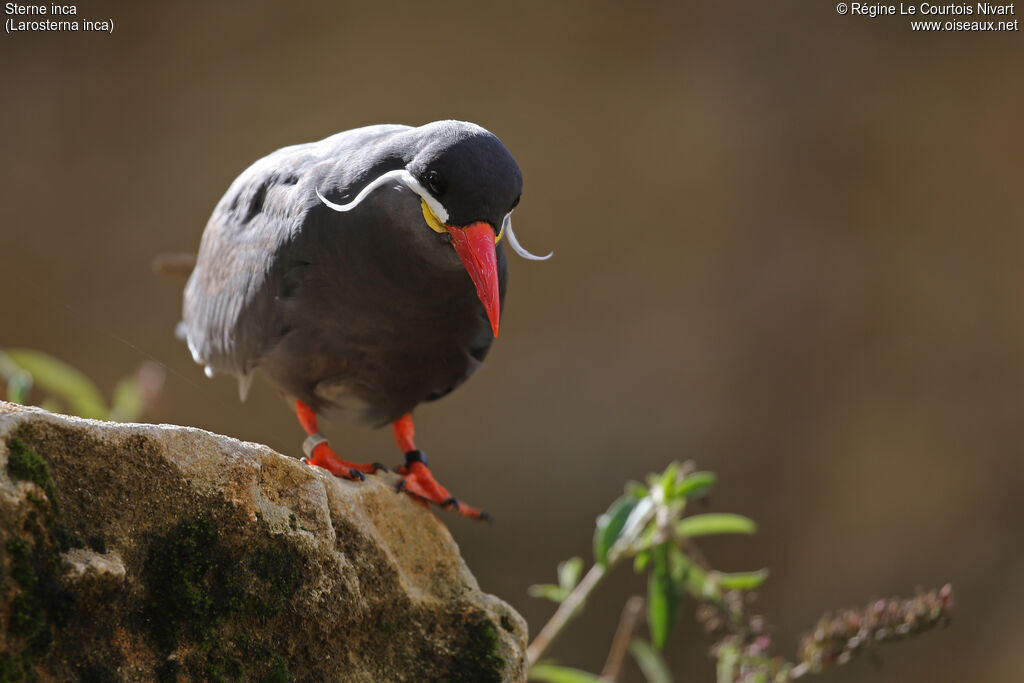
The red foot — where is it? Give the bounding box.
[392,414,491,522]
[296,400,381,481]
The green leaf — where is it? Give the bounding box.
[594,494,639,567]
[647,542,683,649]
[629,637,674,683]
[626,481,649,500]
[109,375,144,422]
[659,461,681,500]
[6,371,32,404]
[676,513,757,538]
[528,557,585,604]
[558,557,584,593]
[715,569,769,591]
[628,502,665,557]
[667,544,690,580]
[528,663,604,683]
[673,471,716,499]
[634,549,651,573]
[622,496,656,541]
[4,349,108,419]
[527,583,568,603]
[683,562,714,601]
[0,350,33,404]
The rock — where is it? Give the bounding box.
[0,401,527,682]
[60,548,127,593]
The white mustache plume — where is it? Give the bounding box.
[316,169,552,261]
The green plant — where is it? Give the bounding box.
[0,348,164,421]
[526,462,952,683]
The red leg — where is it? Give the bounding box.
[391,413,490,522]
[296,400,381,480]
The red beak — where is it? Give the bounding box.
[448,221,500,337]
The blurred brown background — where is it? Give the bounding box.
[2,1,1021,680]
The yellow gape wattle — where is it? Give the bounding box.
[420,198,447,235]
[420,198,503,244]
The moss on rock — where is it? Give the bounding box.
[141,514,308,657]
[5,438,57,512]
[1,439,76,680]
[448,615,505,683]
[142,516,243,650]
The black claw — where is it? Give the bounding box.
[349,469,365,482]
[441,497,460,511]
[479,510,494,525]
[395,479,407,494]
[371,462,388,473]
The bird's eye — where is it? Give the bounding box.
[510,194,521,210]
[424,170,445,197]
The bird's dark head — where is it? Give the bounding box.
[405,121,522,231]
[316,120,550,337]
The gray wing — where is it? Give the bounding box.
[181,124,411,384]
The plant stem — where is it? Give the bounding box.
[600,595,645,681]
[527,563,607,666]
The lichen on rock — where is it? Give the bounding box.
[0,401,526,681]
